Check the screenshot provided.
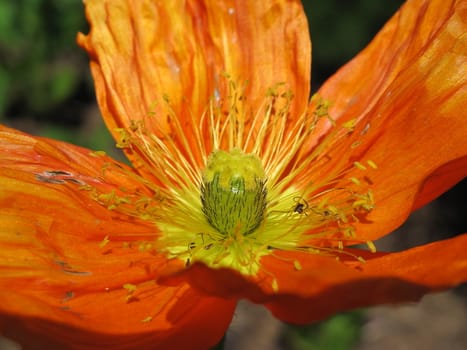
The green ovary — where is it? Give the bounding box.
[201,149,267,237]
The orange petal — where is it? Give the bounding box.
[77,0,311,164]
[0,125,236,348]
[265,234,467,324]
[310,0,467,240]
[412,156,467,211]
[161,235,467,325]
[0,286,235,350]
[318,0,464,123]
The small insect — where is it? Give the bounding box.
[293,197,309,215]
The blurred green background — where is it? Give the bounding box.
[2,1,465,350]
[0,0,111,151]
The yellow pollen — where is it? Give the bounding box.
[367,160,378,169]
[81,77,378,286]
[123,283,137,293]
[123,283,137,302]
[115,128,132,148]
[89,150,107,157]
[366,240,377,253]
[99,235,110,248]
[353,161,367,170]
[293,260,302,271]
[271,278,279,293]
[349,177,361,185]
[343,118,357,131]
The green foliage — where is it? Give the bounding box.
[39,122,120,158]
[283,311,365,350]
[0,0,88,119]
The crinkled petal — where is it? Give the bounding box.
[161,234,467,325]
[0,125,235,349]
[0,287,235,350]
[77,0,311,172]
[265,234,467,324]
[310,0,467,240]
[318,0,463,122]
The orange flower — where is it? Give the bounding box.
[1,0,466,349]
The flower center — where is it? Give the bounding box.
[201,149,267,236]
[82,78,378,294]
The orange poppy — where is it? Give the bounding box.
[1,0,466,349]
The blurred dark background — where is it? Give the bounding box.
[0,1,465,349]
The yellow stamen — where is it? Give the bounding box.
[353,161,367,170]
[271,278,279,293]
[123,283,137,293]
[343,118,357,131]
[123,283,137,302]
[99,235,110,248]
[366,240,377,253]
[82,77,377,285]
[367,160,378,169]
[293,260,302,271]
[89,150,107,157]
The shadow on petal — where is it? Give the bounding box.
[265,277,431,324]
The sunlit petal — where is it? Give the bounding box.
[0,126,236,349]
[77,0,310,175]
[311,0,467,240]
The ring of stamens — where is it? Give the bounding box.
[78,76,377,293]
